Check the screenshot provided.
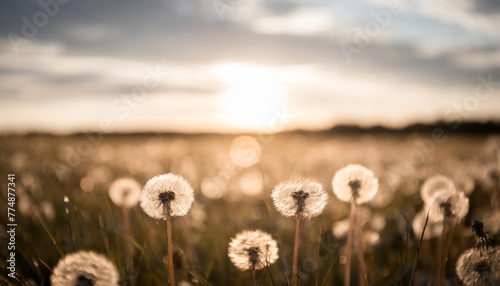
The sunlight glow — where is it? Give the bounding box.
[215,62,285,130]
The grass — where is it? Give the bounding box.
[0,132,498,285]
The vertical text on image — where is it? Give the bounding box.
[7,174,17,279]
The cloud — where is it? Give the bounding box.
[473,0,500,14]
[1,0,499,133]
[451,47,500,69]
[249,7,335,35]
[416,0,500,35]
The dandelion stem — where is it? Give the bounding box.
[64,196,78,251]
[356,209,368,286]
[250,265,256,286]
[439,218,456,286]
[123,207,134,275]
[437,217,450,286]
[292,213,302,286]
[163,202,175,286]
[344,201,356,286]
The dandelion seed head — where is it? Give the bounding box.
[332,164,379,204]
[271,178,328,219]
[228,230,279,271]
[50,251,119,286]
[456,247,500,286]
[427,190,469,223]
[420,175,456,203]
[108,178,141,208]
[140,173,194,219]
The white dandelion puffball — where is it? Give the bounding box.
[140,173,195,219]
[427,190,469,223]
[108,177,141,208]
[420,175,457,203]
[332,164,379,205]
[51,251,119,286]
[228,229,279,271]
[456,247,500,286]
[271,178,328,219]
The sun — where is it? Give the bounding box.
[215,62,285,130]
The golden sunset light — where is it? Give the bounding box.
[216,62,286,130]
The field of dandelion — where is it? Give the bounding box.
[1,131,499,285]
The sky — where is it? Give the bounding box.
[0,0,499,134]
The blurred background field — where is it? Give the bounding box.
[1,130,499,285]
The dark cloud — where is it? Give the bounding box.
[473,0,500,14]
[0,66,101,84]
[350,45,490,88]
[260,0,304,15]
[0,0,205,37]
